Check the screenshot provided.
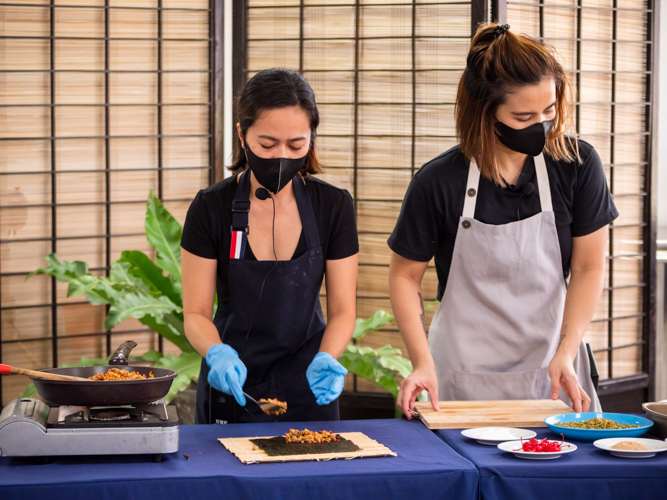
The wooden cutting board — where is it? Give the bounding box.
[413,399,574,429]
[219,432,397,464]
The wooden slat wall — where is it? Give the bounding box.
[245,0,471,393]
[506,0,651,381]
[0,0,212,405]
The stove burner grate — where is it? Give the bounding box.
[90,411,131,421]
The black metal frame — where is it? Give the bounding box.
[0,0,224,404]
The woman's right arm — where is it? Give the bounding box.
[181,248,221,357]
[389,251,440,418]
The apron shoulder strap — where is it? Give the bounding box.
[230,170,250,259]
[463,158,481,219]
[534,153,553,212]
[293,175,321,250]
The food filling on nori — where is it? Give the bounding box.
[250,435,360,456]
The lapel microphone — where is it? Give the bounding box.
[255,187,271,200]
[517,182,535,220]
[522,182,535,196]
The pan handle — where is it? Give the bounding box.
[109,341,138,366]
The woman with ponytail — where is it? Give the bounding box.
[389,24,616,416]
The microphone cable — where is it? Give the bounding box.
[239,187,279,358]
[516,182,535,221]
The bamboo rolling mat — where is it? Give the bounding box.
[219,432,397,464]
[414,399,574,430]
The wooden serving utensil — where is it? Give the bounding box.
[0,364,91,382]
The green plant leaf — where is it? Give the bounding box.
[109,261,143,289]
[353,310,395,340]
[62,356,111,368]
[67,274,106,299]
[153,351,202,403]
[135,350,164,363]
[145,190,182,282]
[425,300,439,311]
[373,345,403,357]
[18,383,38,399]
[105,291,182,331]
[378,352,413,379]
[338,343,408,399]
[119,250,182,308]
[139,313,193,353]
[27,253,88,282]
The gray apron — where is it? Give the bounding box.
[429,153,601,411]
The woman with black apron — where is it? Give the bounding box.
[388,24,618,417]
[181,69,358,424]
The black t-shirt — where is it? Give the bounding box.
[181,173,359,317]
[388,141,619,301]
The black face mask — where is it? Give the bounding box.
[494,119,554,157]
[244,144,308,194]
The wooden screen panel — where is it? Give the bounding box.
[507,0,652,381]
[244,1,473,394]
[0,1,213,405]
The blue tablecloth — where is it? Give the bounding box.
[436,427,667,500]
[0,418,478,500]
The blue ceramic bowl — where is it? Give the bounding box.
[545,412,653,441]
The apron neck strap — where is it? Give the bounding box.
[533,153,553,212]
[231,169,251,232]
[463,152,552,218]
[462,158,481,219]
[292,174,320,250]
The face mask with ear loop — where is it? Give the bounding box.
[494,119,554,157]
[244,143,308,195]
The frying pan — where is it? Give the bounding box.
[29,341,177,407]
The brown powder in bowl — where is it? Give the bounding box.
[610,441,652,451]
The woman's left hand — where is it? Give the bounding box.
[306,352,348,405]
[548,353,591,412]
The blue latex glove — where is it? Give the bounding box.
[206,344,247,406]
[306,352,348,405]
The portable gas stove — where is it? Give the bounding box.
[0,398,179,461]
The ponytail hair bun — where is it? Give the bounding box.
[456,23,578,184]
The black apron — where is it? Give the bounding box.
[195,170,339,424]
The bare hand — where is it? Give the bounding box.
[548,354,591,413]
[397,365,439,419]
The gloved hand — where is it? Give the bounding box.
[206,344,247,406]
[306,352,348,405]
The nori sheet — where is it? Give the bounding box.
[250,435,360,457]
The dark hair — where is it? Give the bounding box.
[456,23,578,184]
[229,68,322,175]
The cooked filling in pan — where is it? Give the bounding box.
[89,368,154,381]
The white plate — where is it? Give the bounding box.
[593,437,667,458]
[497,439,577,460]
[461,427,537,445]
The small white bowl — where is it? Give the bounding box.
[593,437,667,458]
[461,427,537,445]
[498,439,577,460]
